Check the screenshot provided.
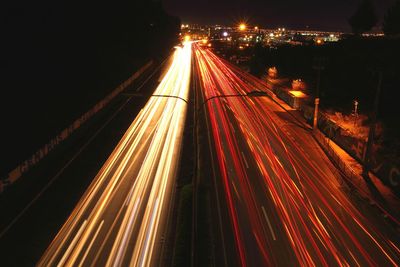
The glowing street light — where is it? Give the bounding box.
[268,67,278,79]
[239,23,246,31]
[223,31,228,37]
[353,99,359,116]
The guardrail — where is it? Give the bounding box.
[313,129,400,226]
[313,130,361,188]
[0,61,153,193]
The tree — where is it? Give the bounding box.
[383,0,400,36]
[348,0,378,35]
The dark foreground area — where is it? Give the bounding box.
[0,0,180,176]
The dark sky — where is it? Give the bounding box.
[163,0,396,31]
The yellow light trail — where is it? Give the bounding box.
[38,42,192,267]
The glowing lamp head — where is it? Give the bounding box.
[223,31,228,37]
[289,90,307,98]
[239,23,246,31]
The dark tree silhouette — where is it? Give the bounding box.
[348,0,378,35]
[383,0,400,36]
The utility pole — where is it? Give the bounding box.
[353,99,359,126]
[312,57,326,130]
[362,71,383,180]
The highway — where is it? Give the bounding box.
[38,43,191,267]
[193,43,400,266]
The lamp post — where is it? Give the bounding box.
[312,57,326,130]
[353,99,359,126]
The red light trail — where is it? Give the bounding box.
[194,43,400,266]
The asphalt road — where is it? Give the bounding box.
[194,43,400,266]
[37,43,192,267]
[0,50,175,266]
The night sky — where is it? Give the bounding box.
[164,0,396,31]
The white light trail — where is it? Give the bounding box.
[38,42,192,267]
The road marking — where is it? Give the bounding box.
[261,206,276,241]
[241,151,249,169]
[78,220,104,267]
[231,181,240,200]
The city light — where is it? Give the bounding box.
[239,23,247,31]
[223,31,228,37]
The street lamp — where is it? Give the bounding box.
[268,67,278,79]
[239,23,246,31]
[353,99,359,126]
[312,57,326,131]
[353,99,359,115]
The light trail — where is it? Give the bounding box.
[193,43,400,266]
[38,42,192,267]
